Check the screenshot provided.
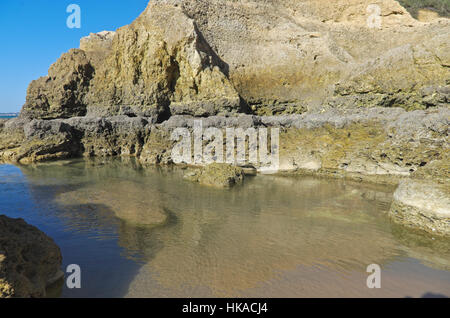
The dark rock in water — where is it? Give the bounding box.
[0,215,63,298]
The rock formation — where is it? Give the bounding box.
[0,0,448,235]
[21,49,94,119]
[22,2,242,120]
[176,0,449,113]
[0,216,63,298]
[17,0,449,119]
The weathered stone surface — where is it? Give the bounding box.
[83,2,241,119]
[79,31,116,73]
[21,49,94,119]
[2,119,80,164]
[174,0,449,113]
[0,116,151,163]
[2,107,448,181]
[19,0,450,119]
[0,215,63,298]
[139,126,174,165]
[184,163,244,188]
[390,180,450,236]
[279,107,449,181]
[80,31,115,56]
[140,107,449,185]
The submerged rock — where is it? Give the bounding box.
[184,163,244,188]
[0,216,63,298]
[55,180,169,227]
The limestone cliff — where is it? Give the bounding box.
[22,2,242,120]
[20,0,449,119]
[176,0,449,113]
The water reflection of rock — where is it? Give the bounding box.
[19,158,178,262]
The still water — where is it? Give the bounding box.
[0,158,449,297]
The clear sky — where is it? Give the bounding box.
[0,0,149,113]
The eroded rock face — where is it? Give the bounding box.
[175,0,450,113]
[0,216,63,298]
[20,0,450,119]
[21,49,94,119]
[65,116,150,157]
[85,2,241,119]
[2,107,449,178]
[79,31,116,70]
[55,180,168,226]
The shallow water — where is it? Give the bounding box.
[0,158,449,297]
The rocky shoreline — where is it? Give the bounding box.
[0,1,449,290]
[1,106,448,235]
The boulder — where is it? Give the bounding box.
[389,180,450,236]
[0,216,63,298]
[65,116,150,157]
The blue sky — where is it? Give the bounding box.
[0,0,149,113]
